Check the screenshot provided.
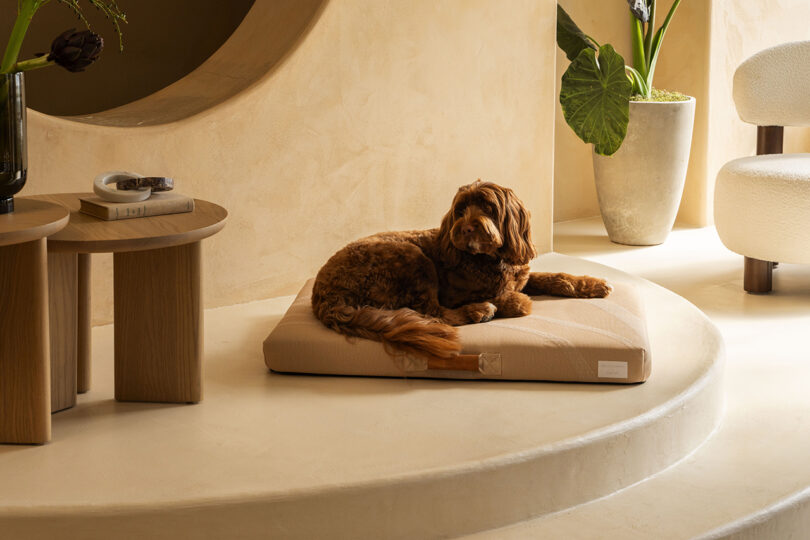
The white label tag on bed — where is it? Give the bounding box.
[598,361,628,379]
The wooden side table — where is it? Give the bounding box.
[0,200,69,444]
[25,193,227,410]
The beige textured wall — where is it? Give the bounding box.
[654,0,712,225]
[554,0,810,226]
[553,0,629,223]
[21,0,557,324]
[703,1,810,223]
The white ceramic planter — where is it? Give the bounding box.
[592,97,695,245]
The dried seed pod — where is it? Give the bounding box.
[48,29,103,72]
[627,0,649,22]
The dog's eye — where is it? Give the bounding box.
[454,206,465,217]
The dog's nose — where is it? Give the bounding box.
[462,223,476,235]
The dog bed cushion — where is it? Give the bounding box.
[264,279,651,383]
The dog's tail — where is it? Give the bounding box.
[313,298,461,360]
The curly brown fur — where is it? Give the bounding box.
[311,180,611,361]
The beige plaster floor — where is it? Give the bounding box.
[0,251,723,539]
[2,218,807,538]
[468,218,810,539]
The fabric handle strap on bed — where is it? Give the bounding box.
[401,353,503,375]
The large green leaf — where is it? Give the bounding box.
[560,44,632,156]
[556,4,596,61]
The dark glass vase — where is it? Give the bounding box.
[0,72,27,214]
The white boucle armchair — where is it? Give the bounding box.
[714,41,810,293]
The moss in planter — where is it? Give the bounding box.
[631,88,690,102]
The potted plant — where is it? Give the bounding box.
[557,0,694,246]
[0,0,126,214]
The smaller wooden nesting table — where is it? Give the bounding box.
[0,200,69,444]
[25,193,227,413]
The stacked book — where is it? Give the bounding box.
[79,192,194,221]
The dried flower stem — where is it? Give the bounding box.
[11,55,52,72]
[58,0,127,51]
[0,1,39,73]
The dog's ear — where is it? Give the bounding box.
[438,205,461,266]
[439,187,471,266]
[499,188,537,266]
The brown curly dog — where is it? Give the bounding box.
[312,180,611,361]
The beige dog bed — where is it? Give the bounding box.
[264,279,651,383]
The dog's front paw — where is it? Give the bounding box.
[574,276,612,298]
[465,302,497,323]
[491,291,532,318]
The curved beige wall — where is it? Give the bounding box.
[21,0,557,324]
[554,0,810,226]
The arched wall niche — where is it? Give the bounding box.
[2,0,326,126]
[2,0,257,117]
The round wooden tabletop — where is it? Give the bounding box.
[22,193,227,253]
[0,199,70,248]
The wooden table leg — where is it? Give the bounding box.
[0,239,51,444]
[744,256,773,294]
[48,251,78,412]
[113,242,202,403]
[77,254,91,394]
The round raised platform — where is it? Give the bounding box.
[0,254,724,538]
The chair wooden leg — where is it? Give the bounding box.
[746,127,781,293]
[744,257,773,293]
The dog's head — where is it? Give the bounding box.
[439,180,537,265]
